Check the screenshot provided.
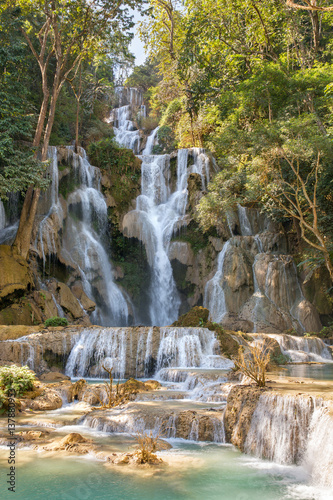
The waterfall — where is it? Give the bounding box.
[36,146,63,271]
[60,148,129,326]
[266,333,333,362]
[0,200,6,230]
[244,393,333,488]
[204,241,230,322]
[0,193,20,245]
[237,204,253,236]
[245,393,315,464]
[155,327,230,370]
[142,126,159,155]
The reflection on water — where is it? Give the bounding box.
[277,363,333,381]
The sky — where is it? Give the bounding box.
[129,9,147,67]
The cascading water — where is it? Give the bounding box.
[204,206,321,333]
[244,392,333,488]
[265,333,333,362]
[203,241,230,322]
[60,148,129,326]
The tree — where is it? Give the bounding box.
[0,5,48,200]
[6,0,138,259]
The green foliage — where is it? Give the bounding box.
[152,125,176,154]
[88,137,141,213]
[0,388,6,410]
[270,352,291,366]
[44,317,69,327]
[309,326,333,339]
[0,365,35,397]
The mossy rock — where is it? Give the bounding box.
[206,322,240,358]
[172,306,209,327]
[121,378,149,393]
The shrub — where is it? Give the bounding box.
[45,317,69,328]
[0,388,6,410]
[232,339,276,387]
[0,365,35,397]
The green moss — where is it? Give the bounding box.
[172,306,210,327]
[172,220,216,255]
[45,317,69,327]
[88,138,141,215]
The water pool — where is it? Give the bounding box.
[0,441,330,500]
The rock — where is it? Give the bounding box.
[56,282,85,319]
[0,325,43,341]
[168,241,195,266]
[144,380,162,390]
[43,433,92,454]
[20,386,63,411]
[172,306,209,327]
[70,284,96,313]
[0,245,33,306]
[220,313,254,333]
[39,371,71,382]
[208,237,224,252]
[224,385,267,451]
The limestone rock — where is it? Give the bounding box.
[70,284,96,313]
[224,385,267,451]
[57,282,84,319]
[0,245,33,305]
[20,386,63,411]
[39,371,71,382]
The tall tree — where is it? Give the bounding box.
[6,0,139,259]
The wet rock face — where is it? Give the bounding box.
[0,245,33,306]
[224,385,267,451]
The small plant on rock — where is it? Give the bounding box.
[133,425,165,465]
[232,340,276,388]
[45,317,69,327]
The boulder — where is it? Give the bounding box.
[39,371,71,382]
[20,386,63,411]
[56,282,84,319]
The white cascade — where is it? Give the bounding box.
[237,204,253,236]
[203,241,230,322]
[245,393,333,488]
[266,333,333,362]
[0,200,6,230]
[36,146,63,271]
[155,327,232,371]
[59,148,129,326]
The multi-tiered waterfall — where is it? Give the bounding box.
[204,206,321,333]
[113,88,211,326]
[36,147,129,326]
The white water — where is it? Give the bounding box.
[156,327,233,371]
[0,200,6,230]
[244,392,333,489]
[61,148,129,326]
[36,147,63,271]
[203,241,230,322]
[266,333,333,363]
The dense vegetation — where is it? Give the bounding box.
[137,0,333,282]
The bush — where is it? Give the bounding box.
[0,388,6,410]
[0,365,35,397]
[45,317,69,328]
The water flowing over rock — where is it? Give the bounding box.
[264,333,333,362]
[121,121,212,325]
[204,208,321,333]
[34,146,130,326]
